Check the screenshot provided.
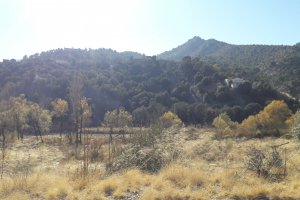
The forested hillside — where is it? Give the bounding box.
[0,47,299,126]
[159,36,300,97]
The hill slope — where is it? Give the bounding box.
[158,37,300,98]
[158,36,229,60]
[158,36,299,64]
[0,47,298,126]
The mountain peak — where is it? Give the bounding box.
[158,36,228,60]
[189,36,203,41]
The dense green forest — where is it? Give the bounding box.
[0,40,299,128]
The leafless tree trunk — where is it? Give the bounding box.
[0,126,7,179]
[108,127,113,168]
[69,74,83,146]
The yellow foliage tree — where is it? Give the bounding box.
[8,95,30,141]
[256,100,292,136]
[238,100,292,138]
[103,108,133,129]
[79,97,92,141]
[238,115,258,137]
[51,98,68,137]
[160,111,183,128]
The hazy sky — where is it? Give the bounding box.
[1,0,300,60]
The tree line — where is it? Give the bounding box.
[0,48,299,128]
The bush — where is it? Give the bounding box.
[111,145,164,172]
[88,138,105,163]
[238,115,258,137]
[245,146,287,182]
[159,111,183,128]
[110,125,181,172]
[212,113,237,138]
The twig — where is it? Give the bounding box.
[269,142,289,148]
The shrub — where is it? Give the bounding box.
[245,146,287,182]
[238,115,258,137]
[159,111,183,128]
[88,138,105,163]
[110,125,181,172]
[212,113,237,138]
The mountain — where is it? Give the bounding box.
[158,36,299,65]
[158,36,229,60]
[158,37,300,98]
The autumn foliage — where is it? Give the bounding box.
[159,111,183,128]
[213,100,293,138]
[238,100,292,137]
[103,108,133,129]
[212,113,237,138]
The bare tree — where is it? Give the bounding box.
[0,103,10,179]
[79,97,92,175]
[69,75,83,145]
[103,108,133,167]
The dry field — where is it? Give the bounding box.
[1,127,300,200]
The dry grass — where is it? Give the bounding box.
[1,127,300,199]
[160,164,207,189]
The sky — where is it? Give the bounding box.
[1,0,300,60]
